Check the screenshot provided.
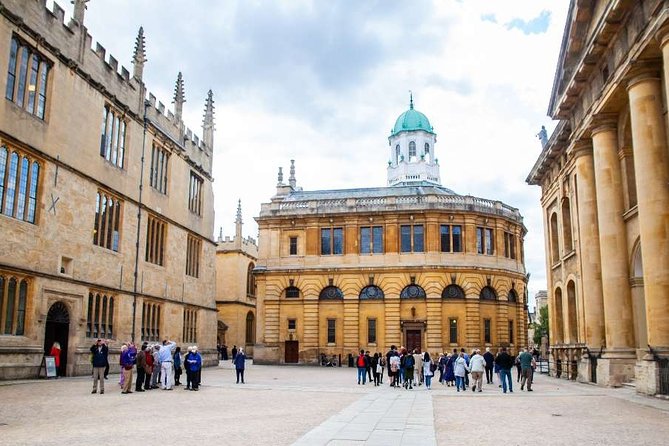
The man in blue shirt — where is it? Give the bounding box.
[158,339,177,390]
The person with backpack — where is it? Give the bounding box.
[423,351,435,390]
[403,348,415,389]
[387,347,400,387]
[356,349,368,385]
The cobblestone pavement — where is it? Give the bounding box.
[0,362,668,446]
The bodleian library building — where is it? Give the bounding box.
[527,0,669,396]
[0,0,218,378]
[253,97,529,365]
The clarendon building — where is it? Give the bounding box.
[0,0,218,378]
[527,0,669,395]
[215,201,257,356]
[254,97,529,365]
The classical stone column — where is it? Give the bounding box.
[591,122,635,352]
[571,142,605,349]
[627,70,669,351]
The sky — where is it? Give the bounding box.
[52,0,569,309]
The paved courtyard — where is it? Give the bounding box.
[0,362,668,445]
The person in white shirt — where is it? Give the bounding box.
[467,349,487,392]
[422,351,434,389]
[158,339,177,390]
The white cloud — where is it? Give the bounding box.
[48,0,569,298]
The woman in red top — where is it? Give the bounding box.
[50,342,61,375]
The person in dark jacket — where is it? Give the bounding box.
[234,347,247,384]
[483,347,495,384]
[120,342,137,394]
[370,353,380,386]
[495,346,514,394]
[231,345,238,360]
[365,351,373,383]
[184,346,202,390]
[173,346,183,386]
[90,339,108,394]
[135,342,148,392]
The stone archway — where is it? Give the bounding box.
[44,301,70,376]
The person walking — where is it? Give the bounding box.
[356,349,368,385]
[483,347,495,384]
[468,349,486,392]
[495,346,514,394]
[120,342,137,394]
[371,353,380,386]
[413,349,423,386]
[158,339,177,390]
[173,346,183,386]
[519,348,535,391]
[234,347,247,384]
[454,352,467,391]
[378,353,386,383]
[388,348,400,387]
[90,339,108,394]
[403,349,415,390]
[514,350,522,383]
[423,351,434,389]
[445,352,456,386]
[365,351,373,383]
[135,342,148,392]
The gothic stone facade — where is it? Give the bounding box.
[0,0,217,378]
[527,0,669,395]
[254,180,528,365]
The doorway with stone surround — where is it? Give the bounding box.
[43,301,70,377]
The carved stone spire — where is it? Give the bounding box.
[202,90,215,150]
[132,26,147,80]
[72,0,90,25]
[173,72,185,122]
[218,226,223,243]
[289,159,296,189]
[277,167,284,185]
[235,199,243,248]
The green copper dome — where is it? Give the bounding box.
[391,96,434,136]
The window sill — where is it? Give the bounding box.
[327,343,336,347]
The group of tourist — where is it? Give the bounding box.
[357,345,537,394]
[89,339,203,395]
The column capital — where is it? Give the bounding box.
[626,61,662,91]
[568,139,593,159]
[590,113,618,137]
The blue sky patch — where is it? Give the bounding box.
[506,10,551,35]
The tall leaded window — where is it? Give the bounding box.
[145,214,166,266]
[424,143,430,154]
[440,224,463,253]
[368,318,377,344]
[85,292,114,339]
[246,263,255,296]
[93,190,122,252]
[321,227,343,255]
[409,141,416,159]
[141,301,161,342]
[245,311,255,344]
[289,236,298,255]
[504,232,516,259]
[149,143,169,194]
[5,36,50,119]
[449,318,458,344]
[183,308,197,343]
[484,318,491,343]
[0,274,28,336]
[508,320,514,344]
[476,226,494,255]
[99,105,126,168]
[186,235,201,278]
[508,289,518,303]
[188,172,203,216]
[327,318,336,344]
[0,146,40,224]
[400,224,424,253]
[395,144,400,163]
[360,226,383,254]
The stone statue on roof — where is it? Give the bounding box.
[536,125,548,148]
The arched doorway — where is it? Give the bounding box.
[44,302,70,376]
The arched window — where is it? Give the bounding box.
[395,144,400,163]
[479,286,497,300]
[0,275,28,335]
[319,286,344,300]
[554,287,564,343]
[285,286,300,298]
[409,141,416,159]
[246,263,256,297]
[631,241,643,278]
[550,212,560,263]
[424,143,430,154]
[508,289,518,303]
[245,311,255,344]
[442,284,465,299]
[359,285,384,300]
[400,284,426,299]
[567,280,577,342]
[561,199,573,252]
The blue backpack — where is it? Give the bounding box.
[405,355,414,368]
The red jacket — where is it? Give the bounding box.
[50,347,61,367]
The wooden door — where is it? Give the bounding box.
[406,330,422,352]
[285,341,299,363]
